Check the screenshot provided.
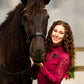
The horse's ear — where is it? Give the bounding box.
[43,0,50,5]
[21,0,50,5]
[21,0,27,5]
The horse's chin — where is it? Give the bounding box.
[30,51,45,63]
[30,56,44,64]
[33,60,43,63]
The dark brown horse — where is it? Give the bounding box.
[0,0,50,84]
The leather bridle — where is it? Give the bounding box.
[0,8,47,76]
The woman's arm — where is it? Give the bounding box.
[39,56,70,83]
[31,64,39,80]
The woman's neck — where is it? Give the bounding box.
[52,43,62,47]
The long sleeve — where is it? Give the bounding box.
[31,64,39,80]
[39,56,70,83]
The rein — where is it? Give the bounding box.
[0,7,46,76]
[0,66,31,75]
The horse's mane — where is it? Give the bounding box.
[0,0,45,71]
[0,4,28,66]
[25,0,45,21]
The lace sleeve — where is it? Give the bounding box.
[54,56,70,83]
[31,64,39,80]
[40,55,70,83]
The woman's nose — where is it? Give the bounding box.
[55,32,59,36]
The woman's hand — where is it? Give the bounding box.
[34,63,43,68]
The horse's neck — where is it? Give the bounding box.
[0,4,29,65]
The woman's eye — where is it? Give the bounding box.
[60,32,63,34]
[60,32,64,34]
[53,30,57,32]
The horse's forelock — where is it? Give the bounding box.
[25,0,45,21]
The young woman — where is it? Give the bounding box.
[31,20,75,84]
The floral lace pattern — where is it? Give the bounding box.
[37,45,70,84]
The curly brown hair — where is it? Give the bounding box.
[46,20,75,73]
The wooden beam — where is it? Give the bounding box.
[75,47,84,51]
[75,66,84,71]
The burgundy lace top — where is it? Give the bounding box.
[37,45,70,84]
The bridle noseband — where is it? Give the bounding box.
[26,32,46,45]
[22,18,46,45]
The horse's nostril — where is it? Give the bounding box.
[31,48,45,56]
[36,49,41,53]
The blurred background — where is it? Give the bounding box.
[0,0,84,84]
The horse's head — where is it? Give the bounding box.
[21,0,50,63]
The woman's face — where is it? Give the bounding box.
[51,25,65,46]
